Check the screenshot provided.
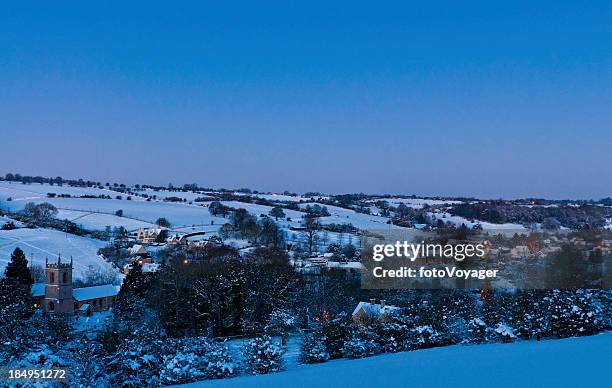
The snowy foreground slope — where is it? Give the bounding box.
[180,333,611,388]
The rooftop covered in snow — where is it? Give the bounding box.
[352,301,401,318]
[31,282,45,297]
[73,284,120,301]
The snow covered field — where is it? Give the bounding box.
[0,182,122,203]
[0,215,24,228]
[180,333,611,388]
[0,228,114,278]
[219,200,354,248]
[429,211,527,231]
[384,197,462,209]
[1,182,532,240]
[3,196,227,229]
[221,201,305,225]
[220,201,400,244]
[1,182,525,234]
[221,201,398,231]
[299,203,396,230]
[138,188,212,202]
[233,192,315,203]
[55,209,156,231]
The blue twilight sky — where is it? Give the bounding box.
[1,1,611,199]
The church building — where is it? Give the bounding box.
[33,256,120,316]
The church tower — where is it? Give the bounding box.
[44,256,73,314]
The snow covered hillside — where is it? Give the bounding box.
[138,188,212,202]
[55,209,156,231]
[180,333,611,388]
[0,181,121,202]
[384,197,462,208]
[298,203,396,230]
[0,228,114,278]
[233,192,318,202]
[3,196,227,229]
[428,211,527,231]
[220,201,305,224]
[0,215,24,228]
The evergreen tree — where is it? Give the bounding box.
[121,261,149,296]
[320,313,350,359]
[342,328,380,359]
[467,317,489,344]
[113,262,152,335]
[160,337,235,384]
[243,335,284,374]
[491,322,517,343]
[407,325,443,349]
[512,290,549,340]
[372,320,411,353]
[42,312,72,342]
[544,289,603,337]
[481,289,513,327]
[265,308,296,345]
[0,277,34,344]
[5,247,34,286]
[300,331,329,364]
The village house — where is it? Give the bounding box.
[122,244,156,274]
[323,260,364,279]
[123,261,160,275]
[166,234,184,245]
[299,254,365,273]
[167,231,208,246]
[352,299,401,325]
[292,255,365,293]
[128,244,150,259]
[136,228,162,243]
[511,245,530,258]
[32,256,120,316]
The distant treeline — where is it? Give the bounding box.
[5,173,612,210]
[3,173,103,187]
[449,202,612,229]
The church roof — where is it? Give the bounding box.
[73,284,120,302]
[31,283,45,297]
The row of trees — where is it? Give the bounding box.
[3,173,99,187]
[450,202,611,229]
[218,209,286,248]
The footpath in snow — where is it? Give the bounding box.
[180,332,611,388]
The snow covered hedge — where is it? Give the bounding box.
[300,332,330,364]
[104,330,235,386]
[160,337,235,384]
[244,335,284,374]
[342,330,380,359]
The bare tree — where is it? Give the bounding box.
[302,214,320,255]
